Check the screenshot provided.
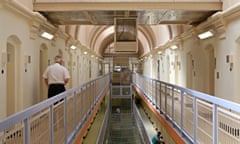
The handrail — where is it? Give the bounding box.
[135,74,240,112]
[0,74,110,144]
[132,73,240,144]
[133,102,151,144]
[96,104,110,144]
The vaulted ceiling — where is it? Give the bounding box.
[33,1,222,57]
[34,1,222,26]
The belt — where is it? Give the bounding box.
[49,83,64,85]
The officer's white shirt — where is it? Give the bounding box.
[43,63,70,85]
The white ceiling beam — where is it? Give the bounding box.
[33,2,222,12]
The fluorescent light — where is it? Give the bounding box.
[198,30,214,39]
[70,45,76,50]
[171,45,178,50]
[41,32,54,40]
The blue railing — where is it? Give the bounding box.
[132,73,240,144]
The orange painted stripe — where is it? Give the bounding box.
[73,85,109,144]
[133,86,185,144]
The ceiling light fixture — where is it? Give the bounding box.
[171,45,178,50]
[198,30,214,39]
[84,51,88,55]
[41,32,54,40]
[158,51,162,55]
[70,45,76,50]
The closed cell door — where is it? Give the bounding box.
[207,47,215,95]
[40,46,48,101]
[6,44,15,116]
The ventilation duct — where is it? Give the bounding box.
[114,18,138,52]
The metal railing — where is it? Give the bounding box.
[132,73,240,144]
[101,84,148,144]
[96,104,110,144]
[133,102,151,144]
[0,74,110,144]
[111,85,132,98]
[4,72,240,144]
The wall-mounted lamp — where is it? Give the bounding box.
[158,51,162,55]
[84,51,88,55]
[170,45,178,50]
[70,45,77,50]
[226,55,233,71]
[41,32,54,40]
[198,30,214,40]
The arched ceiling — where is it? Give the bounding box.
[89,25,153,57]
[33,1,222,57]
[34,1,221,26]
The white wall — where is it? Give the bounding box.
[142,1,240,103]
[215,19,240,102]
[0,0,100,119]
[2,0,240,119]
[1,4,36,114]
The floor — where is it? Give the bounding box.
[81,103,157,144]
